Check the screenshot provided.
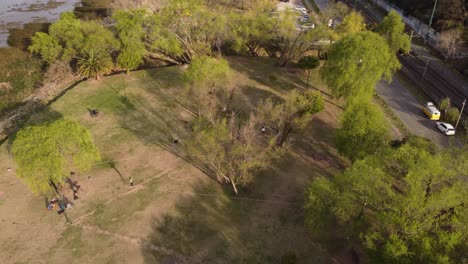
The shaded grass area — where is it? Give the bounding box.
[8,56,344,263]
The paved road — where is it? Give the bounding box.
[313,0,329,10]
[376,74,457,148]
[311,0,464,148]
[277,0,307,11]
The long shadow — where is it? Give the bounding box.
[141,179,322,264]
[109,161,126,182]
[228,57,307,95]
[115,88,219,183]
[290,117,346,171]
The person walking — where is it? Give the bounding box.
[129,176,134,186]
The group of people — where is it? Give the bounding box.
[47,172,82,213]
[67,173,81,200]
[47,196,73,213]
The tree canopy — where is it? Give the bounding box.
[113,9,147,72]
[336,97,390,160]
[12,119,100,195]
[187,116,282,195]
[229,0,276,56]
[184,55,233,121]
[306,137,468,263]
[254,90,324,147]
[29,12,119,76]
[336,11,366,36]
[375,10,411,54]
[297,56,320,88]
[149,0,227,63]
[321,31,401,98]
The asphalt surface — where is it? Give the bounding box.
[312,0,465,148]
[276,0,306,11]
[313,0,329,10]
[376,74,457,148]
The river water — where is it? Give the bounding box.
[0,0,82,47]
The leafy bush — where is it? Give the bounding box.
[446,107,460,124]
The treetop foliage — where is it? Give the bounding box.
[336,96,389,160]
[184,55,232,90]
[113,9,147,72]
[375,10,411,54]
[12,119,100,195]
[306,138,468,263]
[29,11,119,71]
[321,31,401,98]
[336,11,366,36]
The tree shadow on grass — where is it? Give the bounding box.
[115,90,219,183]
[141,180,325,264]
[228,57,307,94]
[238,85,285,112]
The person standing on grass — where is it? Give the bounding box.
[129,176,134,186]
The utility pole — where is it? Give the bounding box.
[425,0,438,41]
[455,98,466,129]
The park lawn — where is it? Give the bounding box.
[0,56,346,264]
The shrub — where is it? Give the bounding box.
[446,107,460,124]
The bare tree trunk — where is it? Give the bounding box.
[276,123,293,147]
[230,177,239,195]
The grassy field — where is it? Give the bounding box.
[0,56,350,264]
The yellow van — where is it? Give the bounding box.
[423,102,440,120]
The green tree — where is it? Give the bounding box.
[187,117,281,195]
[336,97,389,161]
[148,0,227,64]
[28,32,62,64]
[297,56,320,88]
[77,50,114,79]
[439,97,451,115]
[184,55,233,121]
[29,12,119,66]
[336,11,366,36]
[375,10,411,54]
[306,138,468,263]
[12,119,100,195]
[267,11,331,66]
[446,107,460,124]
[113,9,147,73]
[229,0,276,56]
[320,1,350,25]
[254,90,324,147]
[321,31,400,99]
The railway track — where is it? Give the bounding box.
[351,0,468,119]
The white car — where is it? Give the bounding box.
[295,6,307,13]
[436,122,455,136]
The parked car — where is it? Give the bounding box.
[294,6,307,13]
[301,23,315,30]
[436,122,455,135]
[423,102,440,120]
